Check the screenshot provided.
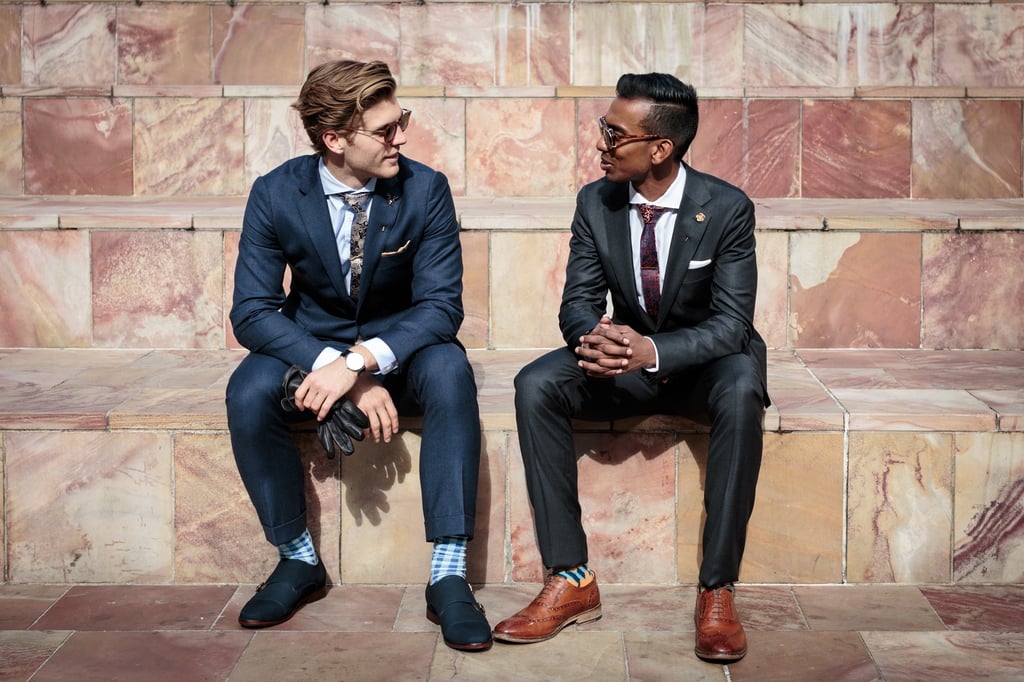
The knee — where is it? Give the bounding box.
[226,359,285,425]
[409,344,477,402]
[707,372,764,423]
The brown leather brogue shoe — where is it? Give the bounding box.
[492,573,602,643]
[694,584,748,662]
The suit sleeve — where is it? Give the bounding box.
[229,175,330,368]
[557,192,610,347]
[648,192,758,378]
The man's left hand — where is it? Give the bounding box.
[575,315,656,377]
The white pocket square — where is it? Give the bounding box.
[688,259,712,269]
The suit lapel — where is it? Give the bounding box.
[658,169,711,325]
[296,163,350,303]
[355,176,401,308]
[602,185,648,321]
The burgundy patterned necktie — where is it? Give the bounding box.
[340,191,371,299]
[638,203,666,318]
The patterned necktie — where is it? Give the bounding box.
[340,191,371,299]
[638,203,666,318]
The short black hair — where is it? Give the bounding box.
[615,73,699,160]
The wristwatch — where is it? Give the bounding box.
[345,350,365,374]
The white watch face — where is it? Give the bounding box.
[346,353,365,372]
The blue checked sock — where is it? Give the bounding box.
[430,536,468,585]
[277,528,318,566]
[555,564,593,587]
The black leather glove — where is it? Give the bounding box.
[280,365,369,458]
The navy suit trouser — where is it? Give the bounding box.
[226,342,481,547]
[514,347,765,588]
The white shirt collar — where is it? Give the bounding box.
[318,157,377,196]
[629,162,687,209]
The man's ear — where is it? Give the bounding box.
[322,129,347,154]
[651,138,676,165]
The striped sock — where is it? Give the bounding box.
[555,564,594,587]
[430,536,468,584]
[277,528,318,566]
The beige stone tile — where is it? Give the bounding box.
[863,631,1024,681]
[922,232,1024,349]
[754,230,789,349]
[739,433,845,583]
[624,631,730,681]
[24,97,133,196]
[211,5,304,86]
[586,585,693,633]
[0,97,21,195]
[218,584,404,633]
[399,97,467,196]
[971,390,1024,432]
[0,230,91,347]
[489,230,570,349]
[468,432,509,585]
[790,232,921,347]
[458,231,489,349]
[935,6,1024,87]
[466,98,577,197]
[399,4,497,87]
[509,431,676,584]
[913,99,1022,199]
[242,98,311,192]
[847,432,954,583]
[116,5,210,86]
[495,4,571,87]
[340,431,432,583]
[91,231,224,348]
[953,432,1024,583]
[134,98,245,195]
[729,631,878,682]
[442,630,627,681]
[22,4,116,87]
[0,6,19,84]
[305,4,400,72]
[744,6,843,88]
[6,431,173,583]
[834,388,996,431]
[794,585,944,630]
[802,99,912,198]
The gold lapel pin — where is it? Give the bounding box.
[695,212,706,223]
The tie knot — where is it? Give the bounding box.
[638,203,666,227]
[339,191,371,209]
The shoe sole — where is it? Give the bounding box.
[492,605,602,644]
[238,586,328,629]
[425,606,494,652]
[694,646,747,662]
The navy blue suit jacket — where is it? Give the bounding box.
[230,153,464,371]
[559,164,768,399]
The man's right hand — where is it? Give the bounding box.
[293,358,360,421]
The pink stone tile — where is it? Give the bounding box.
[741,433,845,583]
[833,388,996,431]
[790,232,921,347]
[690,5,745,90]
[576,98,613,189]
[509,431,676,584]
[922,232,1024,349]
[692,99,801,199]
[459,231,489,349]
[0,631,72,681]
[495,4,571,86]
[33,585,236,630]
[586,585,693,633]
[847,432,953,583]
[34,630,251,682]
[767,352,846,432]
[134,97,245,195]
[116,5,211,85]
[912,99,1022,199]
[224,230,242,349]
[0,98,21,194]
[466,98,576,197]
[399,98,467,196]
[0,7,19,84]
[744,6,842,88]
[22,4,116,87]
[218,586,405,633]
[971,390,1024,431]
[755,231,790,349]
[953,432,1024,583]
[624,631,731,681]
[243,97,311,191]
[734,586,808,631]
[863,631,1024,681]
[794,585,944,630]
[935,6,1024,87]
[24,98,133,195]
[92,231,224,348]
[0,230,92,347]
[731,631,879,682]
[489,231,570,349]
[921,585,1024,631]
[212,5,305,86]
[305,4,400,71]
[802,99,912,198]
[399,5,496,87]
[6,431,173,583]
[468,435,509,585]
[849,4,934,87]
[0,585,67,629]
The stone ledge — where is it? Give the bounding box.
[0,347,1020,433]
[0,197,1022,232]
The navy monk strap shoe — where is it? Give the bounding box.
[239,558,328,628]
[425,575,493,651]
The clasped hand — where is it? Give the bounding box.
[575,315,655,377]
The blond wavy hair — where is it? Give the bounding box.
[293,60,397,155]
